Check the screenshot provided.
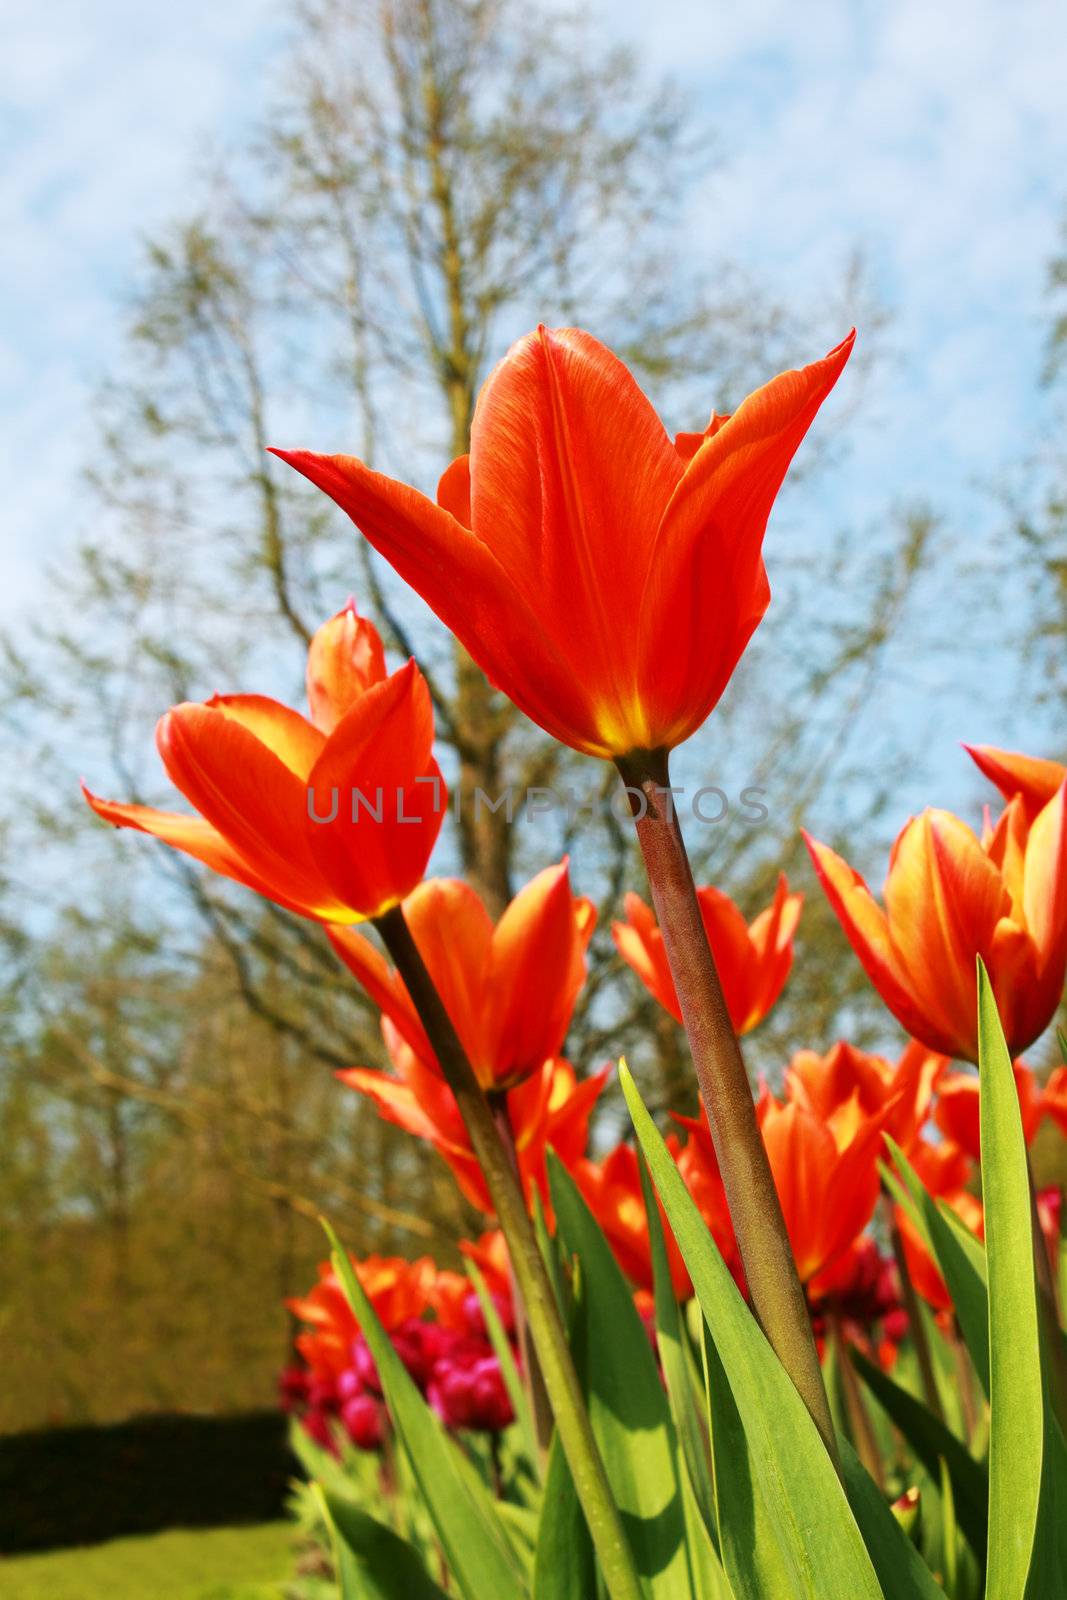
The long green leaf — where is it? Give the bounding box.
[323,1220,525,1600]
[548,1153,691,1598]
[851,1349,987,1561]
[621,1065,883,1599]
[533,1429,598,1599]
[324,1490,449,1600]
[883,1144,991,1396]
[702,1324,798,1600]
[838,1441,947,1600]
[978,962,1045,1597]
[636,1154,717,1550]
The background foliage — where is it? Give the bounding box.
[1,0,1062,1434]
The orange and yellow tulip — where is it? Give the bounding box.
[83,601,444,923]
[966,743,1065,822]
[932,1060,1045,1162]
[805,787,1067,1060]
[612,874,801,1034]
[328,863,594,1092]
[273,328,853,759]
[784,1039,946,1154]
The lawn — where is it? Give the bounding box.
[0,1522,294,1600]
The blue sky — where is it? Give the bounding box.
[3,0,1065,782]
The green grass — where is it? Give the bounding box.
[0,1522,294,1600]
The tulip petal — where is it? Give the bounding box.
[305,603,387,734]
[965,744,1065,819]
[402,877,496,1079]
[305,661,444,917]
[156,703,351,920]
[271,447,598,753]
[204,694,326,778]
[1022,780,1067,977]
[82,786,322,917]
[326,926,428,1062]
[612,892,681,1021]
[336,1067,440,1143]
[485,861,586,1085]
[469,325,685,748]
[804,829,955,1052]
[637,335,854,746]
[886,811,1010,1056]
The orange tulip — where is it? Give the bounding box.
[340,1037,607,1216]
[289,1253,438,1378]
[966,743,1065,822]
[932,1060,1045,1162]
[784,1039,946,1154]
[272,328,853,760]
[573,1140,691,1299]
[755,1089,894,1283]
[1042,1065,1067,1136]
[328,863,594,1091]
[805,787,1067,1060]
[677,1085,890,1286]
[612,874,801,1034]
[892,1137,981,1314]
[83,601,444,924]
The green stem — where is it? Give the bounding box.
[376,905,642,1600]
[881,1190,944,1421]
[488,1094,555,1459]
[830,1308,885,1490]
[615,748,840,1471]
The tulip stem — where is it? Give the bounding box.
[831,1309,885,1490]
[375,905,642,1600]
[488,1092,555,1457]
[880,1191,944,1420]
[615,748,840,1471]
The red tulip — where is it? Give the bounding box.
[573,1140,691,1299]
[273,328,853,759]
[613,874,801,1034]
[84,600,444,923]
[966,744,1065,822]
[805,787,1067,1060]
[328,862,594,1090]
[288,1253,439,1378]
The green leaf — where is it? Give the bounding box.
[977,962,1051,1598]
[621,1065,883,1599]
[883,1145,991,1397]
[533,1429,598,1600]
[636,1153,717,1551]
[851,1349,987,1562]
[548,1153,691,1598]
[323,1490,449,1599]
[323,1219,526,1600]
[702,1324,799,1600]
[838,1441,947,1600]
